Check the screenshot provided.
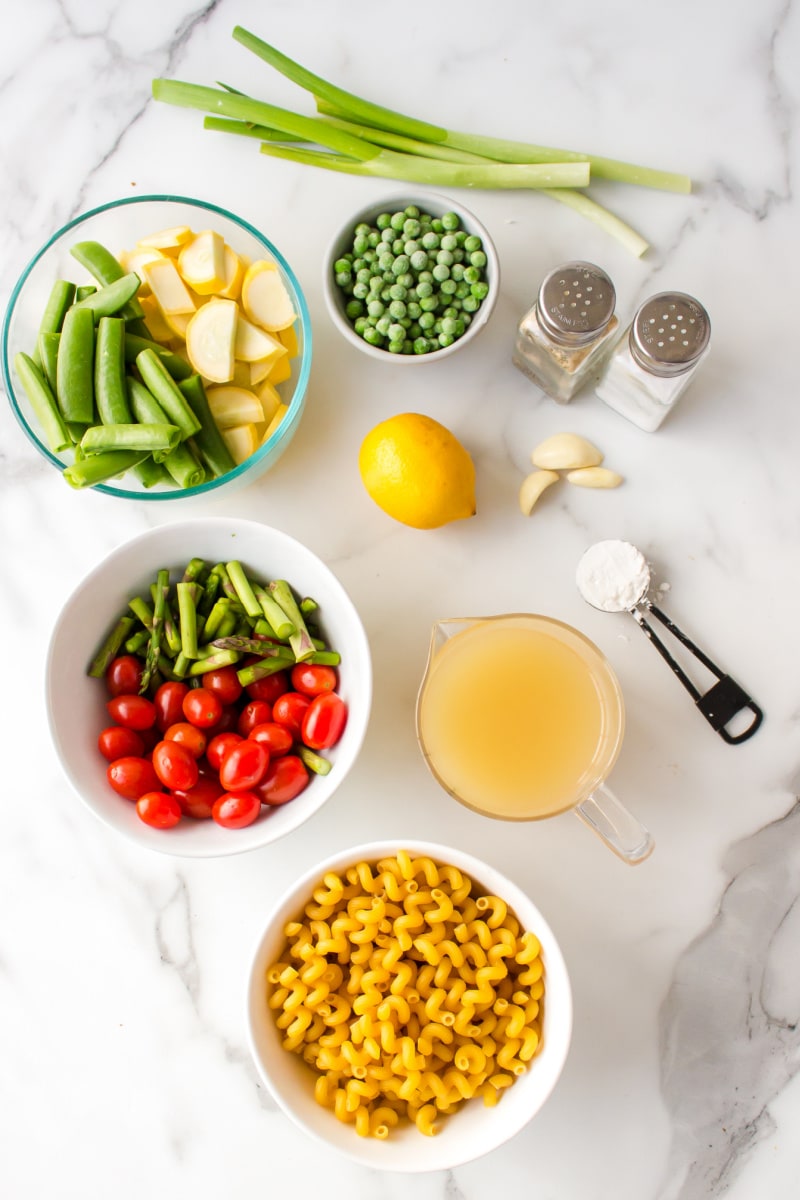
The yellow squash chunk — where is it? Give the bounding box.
[261,403,288,444]
[241,260,296,331]
[118,246,167,293]
[142,257,196,316]
[178,229,227,294]
[137,225,193,252]
[205,385,264,429]
[231,360,253,388]
[277,322,299,357]
[234,314,286,363]
[249,356,276,386]
[216,244,245,300]
[140,294,176,344]
[222,423,258,465]
[266,353,292,386]
[162,309,192,341]
[257,380,282,424]
[185,298,237,383]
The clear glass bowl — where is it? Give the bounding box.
[2,195,312,499]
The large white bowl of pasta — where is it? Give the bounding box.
[245,840,572,1170]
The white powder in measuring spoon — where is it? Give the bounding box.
[576,540,651,612]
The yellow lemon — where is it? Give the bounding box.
[359,413,476,530]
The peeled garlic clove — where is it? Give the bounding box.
[566,466,624,488]
[531,433,603,470]
[519,469,560,515]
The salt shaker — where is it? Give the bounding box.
[512,261,619,404]
[596,292,710,431]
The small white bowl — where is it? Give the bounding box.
[246,839,572,1171]
[45,518,372,858]
[323,192,499,364]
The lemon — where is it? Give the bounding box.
[359,413,476,530]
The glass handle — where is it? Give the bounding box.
[575,782,654,865]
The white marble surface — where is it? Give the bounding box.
[2,2,799,1196]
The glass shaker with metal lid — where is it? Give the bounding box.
[596,291,711,431]
[512,261,619,404]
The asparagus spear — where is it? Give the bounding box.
[269,579,314,662]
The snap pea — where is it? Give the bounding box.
[75,285,97,302]
[63,449,148,488]
[127,376,178,465]
[13,352,71,453]
[94,317,132,425]
[124,332,193,380]
[72,273,141,320]
[132,457,171,488]
[80,422,181,455]
[56,305,95,424]
[70,239,145,321]
[37,331,60,393]
[34,280,75,363]
[135,348,201,440]
[178,375,236,478]
[162,441,205,489]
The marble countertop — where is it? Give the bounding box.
[2,2,798,1197]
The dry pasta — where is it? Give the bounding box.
[266,852,545,1139]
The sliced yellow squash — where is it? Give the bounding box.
[137,225,193,252]
[185,299,237,383]
[140,294,176,343]
[142,257,196,316]
[206,385,264,429]
[241,260,296,331]
[119,246,167,293]
[257,380,282,424]
[222,423,258,464]
[266,353,292,386]
[162,309,193,341]
[249,354,283,386]
[231,360,253,388]
[261,403,288,444]
[178,230,227,294]
[216,244,245,300]
[277,322,299,357]
[234,314,286,363]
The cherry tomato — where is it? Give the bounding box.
[237,699,273,736]
[219,739,270,791]
[245,669,290,704]
[164,722,207,758]
[202,666,243,706]
[301,692,348,750]
[212,790,262,830]
[272,692,311,739]
[182,687,223,729]
[257,755,310,806]
[248,722,293,757]
[107,756,160,800]
[206,732,243,772]
[154,681,190,732]
[106,655,144,698]
[204,705,239,734]
[98,725,145,762]
[173,775,224,821]
[290,663,338,697]
[136,791,182,829]
[152,740,199,792]
[107,693,157,731]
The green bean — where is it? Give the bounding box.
[136,348,201,440]
[178,375,236,477]
[13,352,71,453]
[37,331,60,393]
[70,239,145,321]
[55,306,95,425]
[94,317,131,425]
[63,449,148,488]
[80,422,181,455]
[162,441,205,489]
[72,273,141,320]
[34,280,75,363]
[124,333,193,380]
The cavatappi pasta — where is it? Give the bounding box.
[266,851,545,1139]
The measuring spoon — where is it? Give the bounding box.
[576,540,763,745]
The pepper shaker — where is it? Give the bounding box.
[595,292,710,431]
[512,261,619,404]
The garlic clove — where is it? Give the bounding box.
[531,433,603,471]
[565,466,624,489]
[518,469,560,515]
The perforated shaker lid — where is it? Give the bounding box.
[537,261,616,346]
[630,292,710,376]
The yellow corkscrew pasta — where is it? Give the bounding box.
[266,852,545,1139]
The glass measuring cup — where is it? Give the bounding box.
[415,614,654,864]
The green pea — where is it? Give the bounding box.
[390,211,406,230]
[464,235,482,252]
[470,250,487,268]
[471,281,490,301]
[367,299,385,318]
[421,231,440,250]
[363,326,383,345]
[346,299,364,319]
[376,213,391,229]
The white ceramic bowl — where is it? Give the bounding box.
[246,839,572,1171]
[2,195,312,499]
[45,518,372,857]
[323,192,499,364]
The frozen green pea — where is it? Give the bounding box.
[464,235,481,252]
[363,326,383,345]
[470,250,487,268]
[432,263,450,282]
[441,212,459,231]
[440,234,458,252]
[389,300,407,319]
[421,231,440,250]
[389,283,407,301]
[410,250,429,271]
[440,278,457,295]
[397,273,414,289]
[334,257,351,274]
[378,252,394,272]
[438,332,455,347]
[404,204,420,218]
[463,266,480,284]
[407,301,421,319]
[391,255,410,276]
[403,218,421,238]
[381,227,395,244]
[367,299,385,318]
[419,296,439,312]
[367,231,381,248]
[346,299,364,319]
[416,280,433,299]
[441,317,457,336]
[376,315,392,336]
[413,336,428,354]
[436,249,454,266]
[354,317,368,335]
[353,282,369,300]
[462,295,480,312]
[471,281,490,301]
[353,234,369,255]
[419,311,435,330]
[376,213,391,229]
[335,271,352,288]
[390,211,406,230]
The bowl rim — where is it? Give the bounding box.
[322,190,500,365]
[44,516,373,858]
[245,837,573,1170]
[2,193,313,500]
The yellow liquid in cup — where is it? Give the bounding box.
[417,616,624,820]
